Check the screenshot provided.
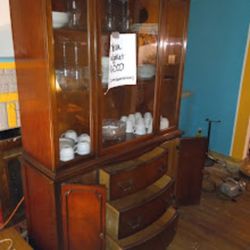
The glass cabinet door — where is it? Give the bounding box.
[158,0,189,132]
[97,0,160,148]
[51,0,91,163]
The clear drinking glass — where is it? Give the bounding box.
[68,0,82,28]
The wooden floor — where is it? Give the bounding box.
[168,178,250,250]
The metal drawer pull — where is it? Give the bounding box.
[127,216,142,230]
[99,232,104,240]
[163,194,174,207]
[158,165,167,173]
[117,179,134,192]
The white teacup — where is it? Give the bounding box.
[78,133,90,143]
[144,116,152,129]
[160,117,169,130]
[75,141,90,155]
[61,130,78,143]
[135,117,144,126]
[147,119,153,134]
[135,121,146,135]
[120,116,128,123]
[135,112,142,121]
[144,112,152,119]
[60,145,75,162]
[59,138,75,149]
[128,114,136,126]
[126,119,134,133]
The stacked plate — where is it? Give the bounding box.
[137,64,156,79]
[130,23,158,35]
[52,11,69,28]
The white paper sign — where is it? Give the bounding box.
[108,33,137,90]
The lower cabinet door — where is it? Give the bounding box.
[61,185,106,250]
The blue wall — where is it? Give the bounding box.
[180,0,250,155]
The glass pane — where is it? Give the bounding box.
[159,0,187,131]
[98,0,160,148]
[52,0,91,162]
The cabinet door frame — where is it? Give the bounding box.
[61,184,106,250]
[156,0,190,136]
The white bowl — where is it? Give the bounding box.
[52,11,69,28]
[138,64,156,79]
[59,138,75,150]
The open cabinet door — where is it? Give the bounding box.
[176,137,207,206]
[61,185,106,250]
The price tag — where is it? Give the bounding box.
[108,33,137,90]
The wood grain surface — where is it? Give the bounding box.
[169,179,250,250]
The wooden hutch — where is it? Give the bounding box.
[9,0,191,249]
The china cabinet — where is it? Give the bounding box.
[9,0,190,249]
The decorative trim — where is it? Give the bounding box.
[230,25,250,160]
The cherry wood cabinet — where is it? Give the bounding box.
[9,0,190,249]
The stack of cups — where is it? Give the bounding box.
[59,130,91,162]
[120,112,153,135]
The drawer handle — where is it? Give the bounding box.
[127,216,142,230]
[158,165,167,174]
[163,198,172,207]
[117,179,134,192]
[99,232,104,240]
[163,194,174,207]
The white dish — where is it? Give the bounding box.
[137,64,156,79]
[52,11,69,28]
[131,23,158,35]
[60,145,74,162]
[101,57,109,85]
[59,138,75,149]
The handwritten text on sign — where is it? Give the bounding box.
[108,33,136,89]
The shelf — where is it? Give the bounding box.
[101,77,155,90]
[137,77,155,82]
[102,133,150,148]
[53,28,88,43]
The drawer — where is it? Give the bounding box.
[106,175,174,239]
[100,147,168,200]
[106,207,178,250]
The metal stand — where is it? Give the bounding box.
[205,118,221,166]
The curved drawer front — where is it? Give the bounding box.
[100,147,168,200]
[106,207,178,250]
[106,175,174,239]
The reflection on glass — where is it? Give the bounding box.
[52,0,91,162]
[99,0,160,147]
[159,1,187,131]
[55,40,88,91]
[68,0,83,28]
